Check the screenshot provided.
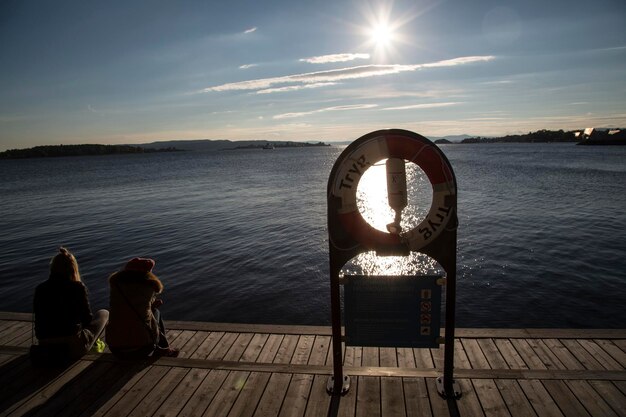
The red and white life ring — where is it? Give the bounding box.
[330,132,456,251]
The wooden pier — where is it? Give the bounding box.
[0,311,624,417]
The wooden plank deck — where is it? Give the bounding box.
[0,312,624,417]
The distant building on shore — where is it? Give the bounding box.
[576,128,626,145]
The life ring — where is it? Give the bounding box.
[330,131,456,252]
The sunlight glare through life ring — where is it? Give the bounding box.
[356,159,432,235]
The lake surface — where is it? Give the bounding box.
[1,142,624,328]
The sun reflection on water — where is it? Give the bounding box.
[342,251,444,276]
[341,159,444,277]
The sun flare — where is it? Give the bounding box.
[356,3,416,63]
[370,23,394,48]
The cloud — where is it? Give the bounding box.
[256,82,337,94]
[210,110,236,115]
[243,27,257,34]
[420,56,495,68]
[329,87,465,101]
[465,117,508,121]
[202,55,495,94]
[481,80,513,85]
[273,104,377,119]
[383,102,460,110]
[239,64,258,69]
[0,114,30,123]
[204,66,410,92]
[595,45,626,52]
[300,53,370,64]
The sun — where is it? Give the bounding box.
[370,23,394,48]
[356,3,414,63]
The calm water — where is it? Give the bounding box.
[0,143,624,328]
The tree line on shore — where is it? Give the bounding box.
[458,129,577,144]
[4,129,621,158]
[0,144,180,159]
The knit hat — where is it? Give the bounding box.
[124,257,155,273]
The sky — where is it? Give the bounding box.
[1,0,625,150]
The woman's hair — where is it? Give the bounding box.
[49,247,81,282]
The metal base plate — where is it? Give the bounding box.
[326,375,351,395]
[436,376,462,399]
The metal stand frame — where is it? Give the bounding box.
[437,263,462,399]
[326,129,461,399]
[327,266,348,395]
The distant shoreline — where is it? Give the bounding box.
[441,129,578,144]
[0,141,333,159]
[0,144,182,159]
[4,129,625,158]
[229,141,330,150]
[433,128,626,145]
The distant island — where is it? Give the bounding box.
[137,139,332,152]
[433,128,626,145]
[0,140,332,159]
[458,129,578,144]
[0,144,180,159]
[231,141,330,150]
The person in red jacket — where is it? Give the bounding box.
[106,257,178,358]
[33,247,109,360]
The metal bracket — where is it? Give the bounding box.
[436,376,462,399]
[326,375,351,395]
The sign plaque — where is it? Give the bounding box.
[344,275,442,348]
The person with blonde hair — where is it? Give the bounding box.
[106,257,178,358]
[33,247,109,362]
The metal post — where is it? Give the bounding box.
[443,269,459,397]
[437,238,461,399]
[327,269,350,395]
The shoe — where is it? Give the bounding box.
[155,347,179,357]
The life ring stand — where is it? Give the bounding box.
[331,130,456,252]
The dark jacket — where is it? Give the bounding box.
[34,279,93,339]
[106,270,162,351]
